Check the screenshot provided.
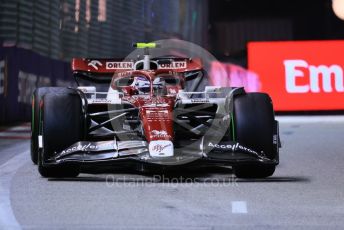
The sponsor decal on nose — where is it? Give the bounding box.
[149,140,174,157]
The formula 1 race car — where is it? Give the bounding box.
[31,43,280,178]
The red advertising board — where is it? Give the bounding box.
[248,40,344,111]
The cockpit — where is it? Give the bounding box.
[112,72,182,97]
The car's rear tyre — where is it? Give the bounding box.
[31,87,72,164]
[38,89,83,178]
[232,93,277,178]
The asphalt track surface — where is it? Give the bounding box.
[1,116,344,229]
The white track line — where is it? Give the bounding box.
[276,115,344,123]
[0,150,28,229]
[231,201,247,214]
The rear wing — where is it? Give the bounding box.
[152,57,203,73]
[72,58,203,73]
[72,58,133,74]
[71,57,203,83]
[71,58,128,84]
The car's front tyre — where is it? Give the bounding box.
[232,93,278,178]
[31,87,78,164]
[38,89,83,178]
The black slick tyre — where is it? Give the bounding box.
[38,89,83,178]
[232,93,277,178]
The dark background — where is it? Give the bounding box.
[209,0,344,65]
[2,0,343,65]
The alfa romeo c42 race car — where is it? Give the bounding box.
[31,43,280,178]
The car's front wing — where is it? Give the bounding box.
[45,139,278,168]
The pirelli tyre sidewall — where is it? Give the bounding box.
[31,87,71,164]
[233,92,277,178]
[38,88,83,178]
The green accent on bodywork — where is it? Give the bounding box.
[39,104,42,134]
[31,95,34,131]
[231,113,236,141]
[135,43,156,48]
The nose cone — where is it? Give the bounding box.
[140,106,174,142]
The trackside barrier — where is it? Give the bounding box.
[0,46,72,124]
